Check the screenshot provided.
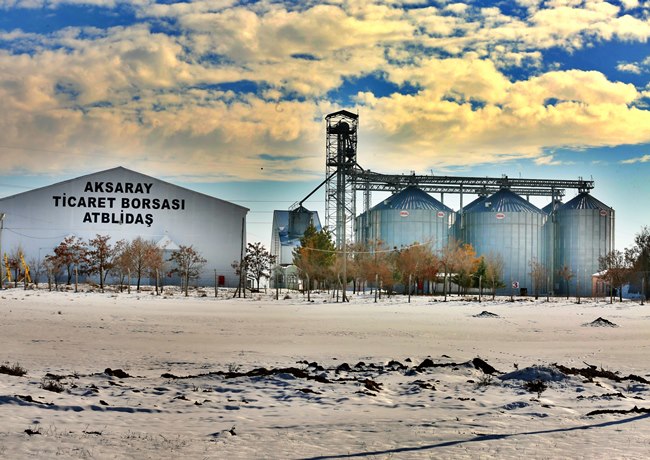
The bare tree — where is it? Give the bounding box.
[627,226,650,300]
[439,238,460,301]
[6,246,23,287]
[358,240,396,298]
[484,253,505,300]
[528,258,547,300]
[599,250,632,303]
[557,265,574,299]
[146,246,165,294]
[28,257,43,286]
[87,234,114,292]
[52,236,88,285]
[126,237,160,291]
[454,243,479,295]
[170,245,207,296]
[111,239,132,291]
[43,254,64,291]
[396,244,436,296]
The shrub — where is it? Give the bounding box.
[524,379,548,398]
[475,374,495,389]
[41,378,65,393]
[0,362,27,377]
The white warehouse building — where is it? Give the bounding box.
[0,166,248,287]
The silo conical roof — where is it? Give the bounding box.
[559,192,612,211]
[542,199,562,214]
[371,186,452,212]
[462,195,488,212]
[466,189,543,213]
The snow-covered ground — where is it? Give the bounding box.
[1,287,649,459]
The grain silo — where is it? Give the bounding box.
[541,199,562,293]
[463,188,546,294]
[355,185,453,250]
[455,195,488,243]
[555,192,614,297]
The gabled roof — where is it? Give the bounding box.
[0,166,249,213]
[157,234,181,251]
[371,186,452,212]
[326,109,358,120]
[466,188,543,214]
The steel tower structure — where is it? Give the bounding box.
[325,110,360,249]
[310,109,595,251]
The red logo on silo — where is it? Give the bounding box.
[437,211,445,218]
[400,211,409,217]
[599,210,607,217]
[496,213,505,220]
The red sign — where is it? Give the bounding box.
[496,212,506,220]
[400,210,409,217]
[437,211,445,218]
[599,209,607,217]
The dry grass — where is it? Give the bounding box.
[0,362,27,377]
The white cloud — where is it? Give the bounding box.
[617,62,643,73]
[621,154,650,164]
[1,0,650,181]
[534,155,564,166]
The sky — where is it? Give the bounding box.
[0,0,649,251]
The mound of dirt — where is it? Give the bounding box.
[499,365,567,382]
[473,311,500,318]
[583,317,618,328]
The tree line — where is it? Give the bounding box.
[598,226,650,303]
[292,222,506,300]
[292,222,650,302]
[6,235,207,296]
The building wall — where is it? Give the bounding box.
[555,208,613,297]
[357,208,453,251]
[0,167,248,286]
[463,211,546,294]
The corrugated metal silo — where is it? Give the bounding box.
[355,186,453,250]
[463,189,546,294]
[555,192,614,297]
[455,195,488,243]
[541,199,562,293]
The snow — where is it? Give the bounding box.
[1,287,649,459]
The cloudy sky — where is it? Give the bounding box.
[0,0,649,249]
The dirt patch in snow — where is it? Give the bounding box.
[583,317,618,328]
[473,310,500,318]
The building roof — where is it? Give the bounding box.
[466,188,543,214]
[157,234,181,251]
[371,186,452,212]
[0,166,249,213]
[326,109,358,120]
[461,195,488,212]
[542,199,563,214]
[559,192,612,211]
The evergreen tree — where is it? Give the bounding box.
[627,226,650,300]
[245,242,276,290]
[292,222,336,294]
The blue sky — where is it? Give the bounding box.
[0,0,649,251]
